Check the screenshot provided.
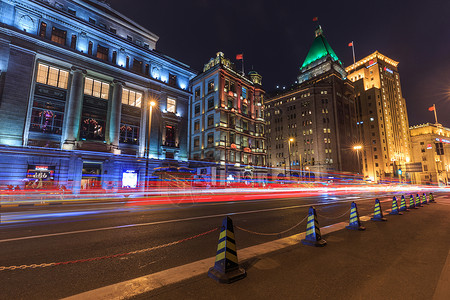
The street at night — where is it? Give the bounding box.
[1,0,450,299]
[1,189,449,299]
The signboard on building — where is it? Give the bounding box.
[405,162,423,173]
[122,169,138,188]
[27,165,55,181]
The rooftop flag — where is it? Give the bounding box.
[348,42,353,47]
[428,106,435,111]
[312,17,318,22]
[236,54,243,60]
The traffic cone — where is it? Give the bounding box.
[429,193,436,203]
[415,194,422,207]
[389,196,403,215]
[371,198,387,221]
[346,202,365,230]
[208,216,246,283]
[399,195,409,212]
[408,195,418,209]
[422,193,429,205]
[301,206,327,247]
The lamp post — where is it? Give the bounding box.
[353,145,362,176]
[288,138,294,179]
[145,100,156,190]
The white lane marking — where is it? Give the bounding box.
[0,196,377,243]
[433,250,450,300]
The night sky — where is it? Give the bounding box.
[107,0,450,127]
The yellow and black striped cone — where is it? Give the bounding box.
[399,195,409,212]
[301,206,327,247]
[208,216,246,283]
[421,193,429,205]
[415,194,423,207]
[408,195,418,209]
[389,196,403,215]
[429,193,436,203]
[346,202,365,230]
[371,198,387,221]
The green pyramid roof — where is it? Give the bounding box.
[300,26,341,69]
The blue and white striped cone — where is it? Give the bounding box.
[408,195,418,209]
[399,195,409,212]
[301,206,327,247]
[422,193,429,205]
[415,194,423,207]
[429,193,436,203]
[389,196,403,215]
[346,202,365,230]
[371,198,387,221]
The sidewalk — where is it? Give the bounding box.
[140,196,450,299]
[67,195,450,300]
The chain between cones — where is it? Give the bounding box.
[0,227,218,271]
[236,215,308,236]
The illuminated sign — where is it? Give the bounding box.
[427,144,432,149]
[122,170,138,188]
[27,165,55,180]
[384,66,393,74]
[436,138,450,144]
[366,62,378,68]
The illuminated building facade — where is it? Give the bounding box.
[410,123,450,186]
[265,26,358,179]
[189,52,266,185]
[346,51,411,182]
[0,0,195,191]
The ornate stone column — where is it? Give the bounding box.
[109,80,123,154]
[63,67,86,150]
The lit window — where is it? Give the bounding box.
[84,78,110,100]
[36,63,68,89]
[167,97,176,113]
[121,88,142,108]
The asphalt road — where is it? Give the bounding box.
[0,189,435,299]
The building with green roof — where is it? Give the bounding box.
[264,25,358,178]
[298,26,346,84]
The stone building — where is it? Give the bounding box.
[0,0,195,192]
[189,52,266,185]
[265,26,358,180]
[346,51,412,182]
[410,123,450,186]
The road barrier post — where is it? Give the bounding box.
[208,216,246,283]
[415,194,423,207]
[429,193,435,203]
[399,195,409,212]
[421,193,429,205]
[408,195,417,209]
[389,196,403,215]
[371,199,387,221]
[301,206,327,247]
[346,202,365,231]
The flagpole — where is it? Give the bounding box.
[242,53,245,76]
[351,41,356,71]
[433,104,438,124]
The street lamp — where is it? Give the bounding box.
[353,145,362,176]
[288,138,294,179]
[145,100,157,190]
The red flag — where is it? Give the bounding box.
[236,54,243,60]
[312,17,318,22]
[348,42,353,47]
[428,106,435,112]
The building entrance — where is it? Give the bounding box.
[81,162,102,190]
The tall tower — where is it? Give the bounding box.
[346,51,412,182]
[265,26,357,179]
